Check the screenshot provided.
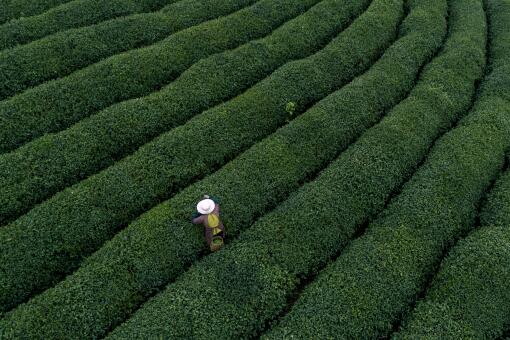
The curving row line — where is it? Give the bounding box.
[0,0,404,336]
[0,0,372,223]
[0,0,390,315]
[0,0,180,50]
[393,0,510,336]
[0,0,73,25]
[0,0,329,225]
[0,0,270,101]
[101,0,454,337]
[0,0,320,153]
[396,172,510,338]
[263,0,491,337]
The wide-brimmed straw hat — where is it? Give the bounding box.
[197,198,215,214]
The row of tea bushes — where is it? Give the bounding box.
[0,0,179,50]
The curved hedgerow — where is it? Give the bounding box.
[392,2,510,336]
[0,0,179,50]
[0,0,325,154]
[394,167,510,339]
[481,169,510,227]
[0,0,263,100]
[0,0,72,24]
[392,226,510,340]
[94,1,463,338]
[262,1,510,339]
[0,0,404,327]
[0,0,366,224]
[105,0,490,337]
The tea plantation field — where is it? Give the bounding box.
[1,0,510,338]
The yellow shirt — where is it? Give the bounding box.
[207,214,222,235]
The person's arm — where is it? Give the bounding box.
[192,213,204,224]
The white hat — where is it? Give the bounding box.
[197,199,215,215]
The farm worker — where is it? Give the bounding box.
[192,195,225,252]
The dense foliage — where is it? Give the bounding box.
[265,0,510,338]
[0,0,72,24]
[0,0,368,224]
[0,0,399,319]
[394,1,510,337]
[0,0,508,338]
[0,0,308,151]
[0,0,262,99]
[0,0,179,50]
